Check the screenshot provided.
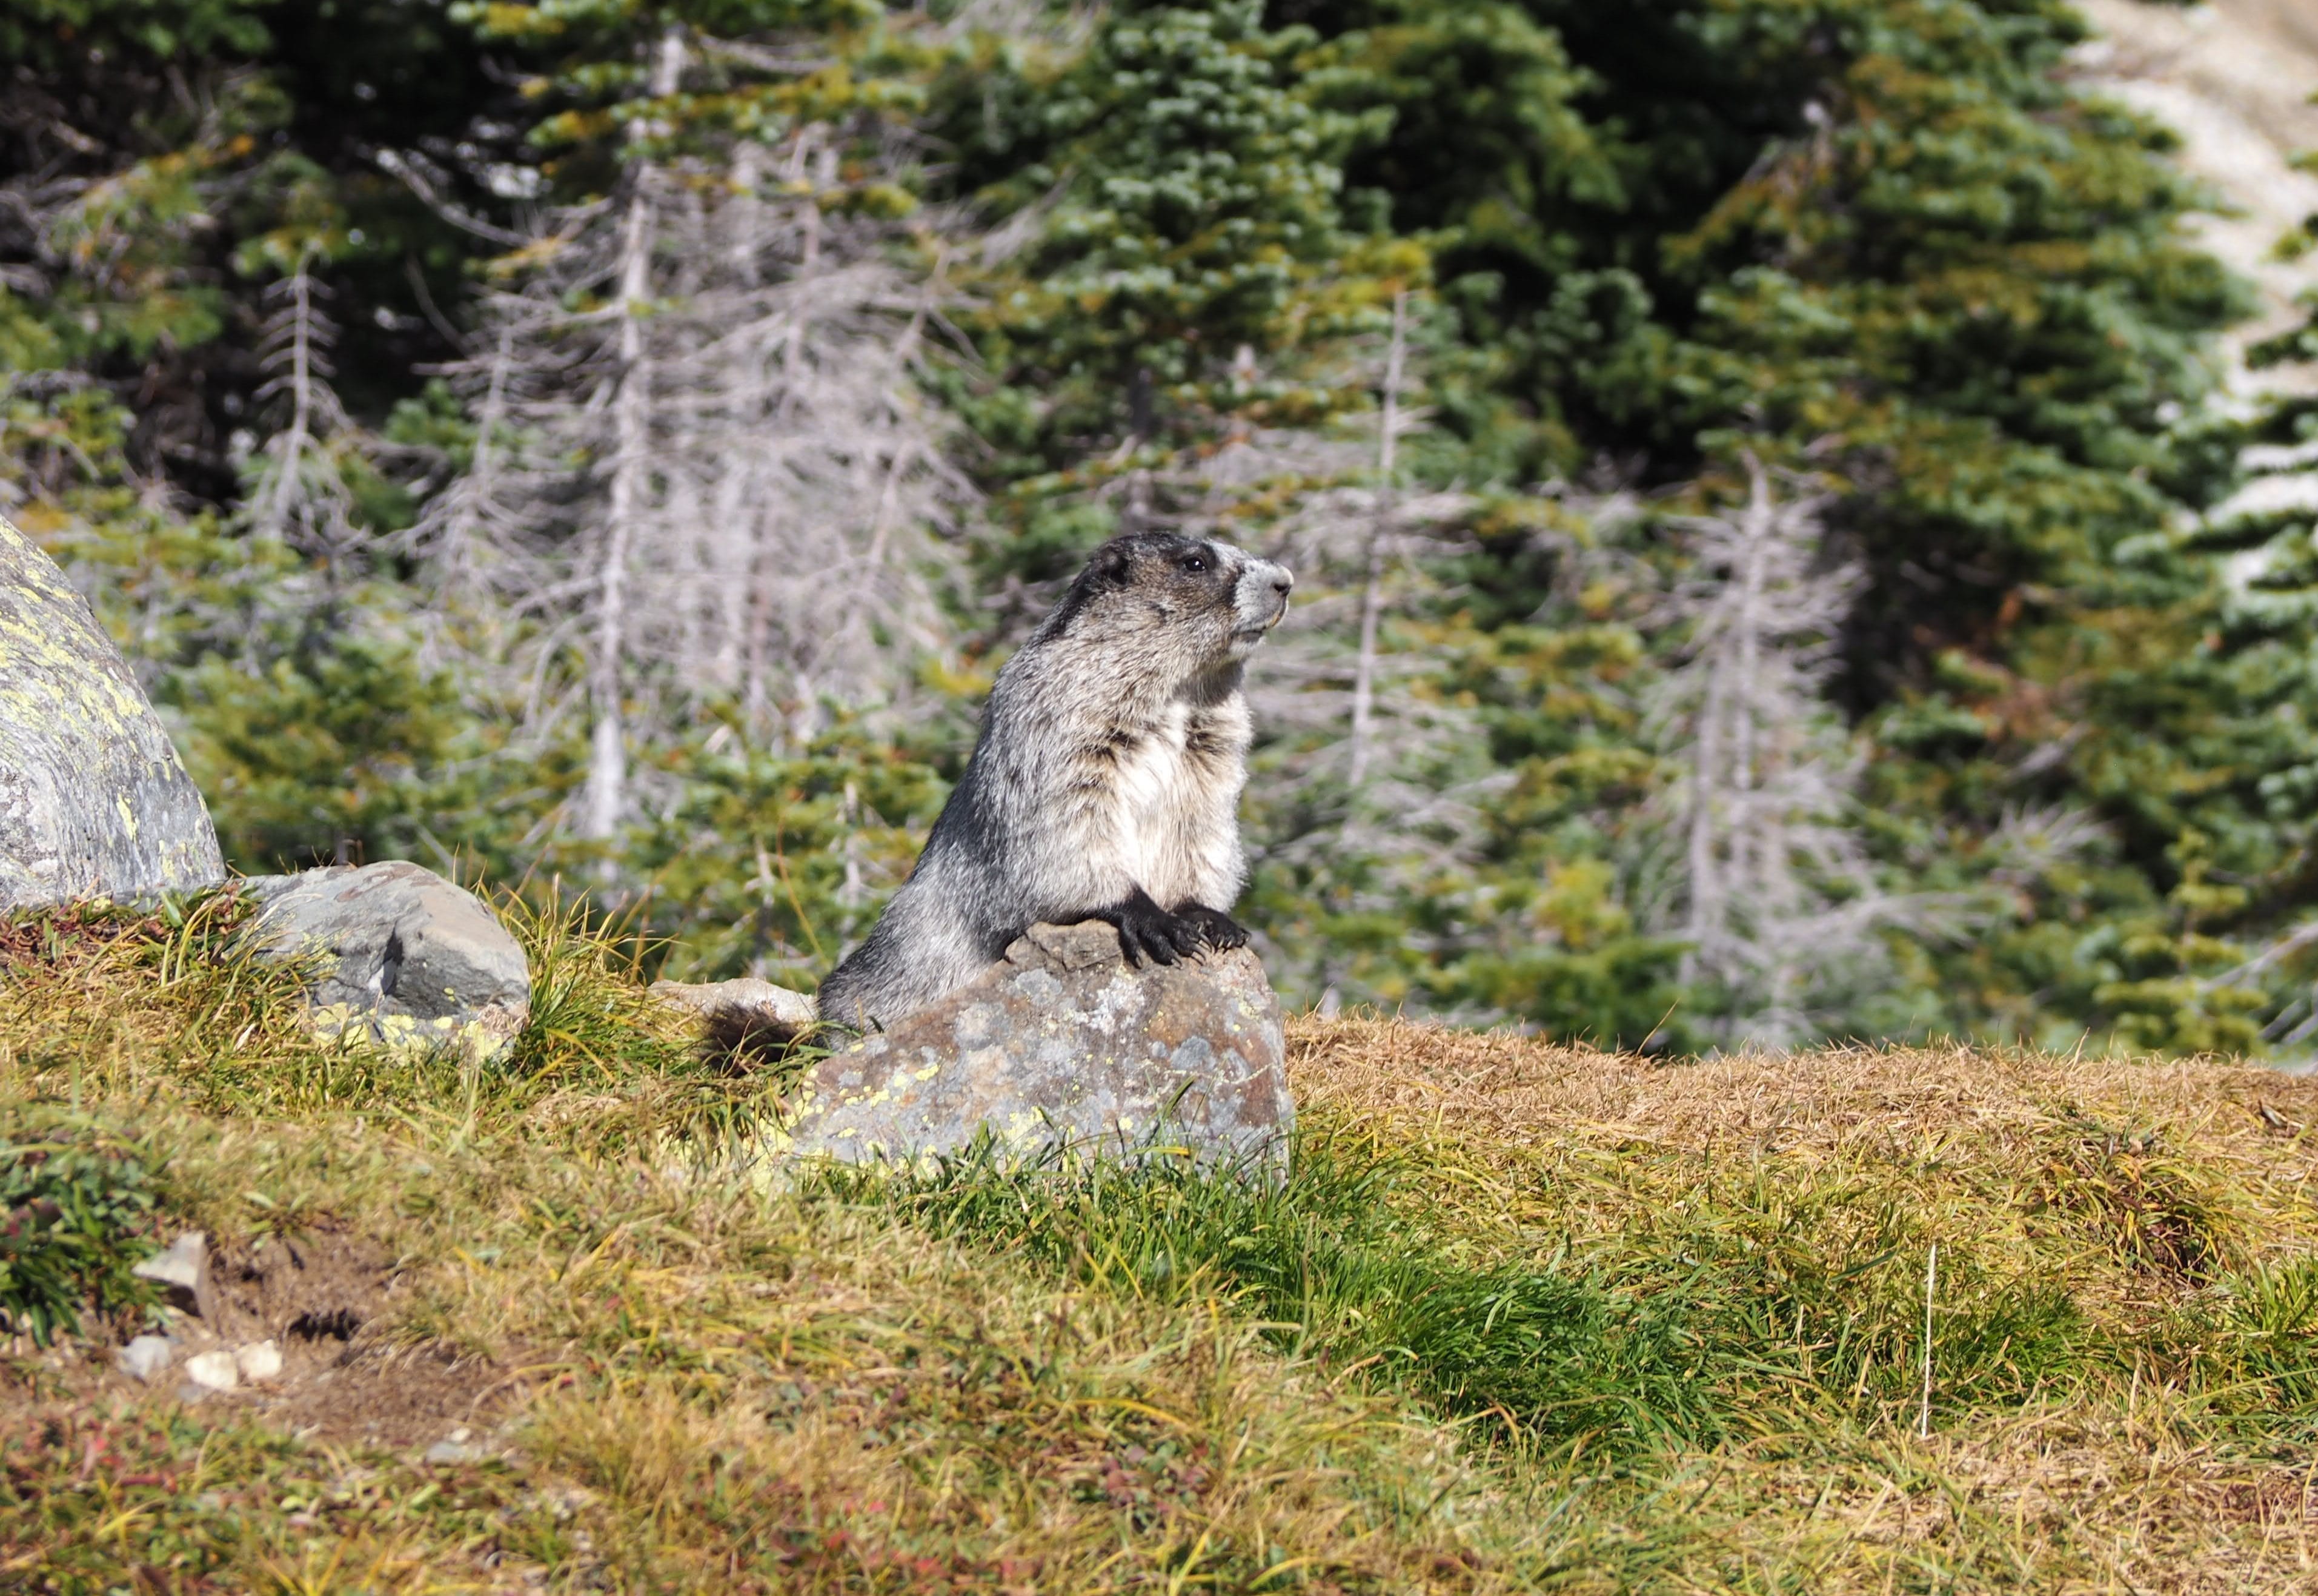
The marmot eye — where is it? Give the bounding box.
[1180,554,1209,574]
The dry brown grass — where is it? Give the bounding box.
[1293,1019,2318,1193]
[1284,1019,2318,1592]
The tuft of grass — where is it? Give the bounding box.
[0,1111,158,1346]
[501,887,695,1089]
[493,887,794,1158]
[2032,1118,2243,1280]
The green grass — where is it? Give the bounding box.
[5,897,2318,1590]
[0,1111,159,1346]
[835,1113,2318,1468]
[826,1137,1727,1454]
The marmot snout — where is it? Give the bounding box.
[817,532,1292,1030]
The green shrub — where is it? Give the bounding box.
[0,1116,160,1345]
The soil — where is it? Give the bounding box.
[1,1223,539,1454]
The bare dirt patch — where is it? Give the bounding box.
[204,1224,394,1353]
[234,1339,536,1450]
[196,1225,540,1448]
[4,1222,539,1454]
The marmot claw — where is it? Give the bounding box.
[1175,903,1250,952]
[1101,890,1199,968]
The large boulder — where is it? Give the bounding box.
[242,862,531,1057]
[763,920,1292,1176]
[0,514,225,909]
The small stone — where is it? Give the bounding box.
[425,1439,483,1465]
[182,1349,240,1391]
[132,1231,216,1322]
[650,976,817,1053]
[234,1340,283,1382]
[116,1334,179,1382]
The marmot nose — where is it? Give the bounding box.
[1270,570,1293,595]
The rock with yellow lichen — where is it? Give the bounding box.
[241,861,531,1061]
[0,514,226,910]
[765,920,1292,1176]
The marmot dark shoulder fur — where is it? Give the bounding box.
[817,532,1293,1029]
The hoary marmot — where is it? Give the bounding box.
[816,532,1294,1030]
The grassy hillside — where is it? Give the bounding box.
[6,902,2318,1592]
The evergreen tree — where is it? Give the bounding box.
[12,0,2318,1053]
[1243,0,2265,1046]
[1,0,506,872]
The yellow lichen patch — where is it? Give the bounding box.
[0,513,223,902]
[303,1001,519,1066]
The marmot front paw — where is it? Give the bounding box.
[1174,902,1249,952]
[1098,890,1204,968]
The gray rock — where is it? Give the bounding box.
[242,862,530,1057]
[0,514,225,910]
[766,921,1291,1176]
[131,1231,217,1322]
[116,1333,179,1382]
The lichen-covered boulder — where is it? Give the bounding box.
[242,862,531,1058]
[0,514,225,909]
[765,920,1292,1176]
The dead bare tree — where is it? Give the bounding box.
[657,132,969,751]
[245,249,361,571]
[1347,290,1409,788]
[1644,454,1893,1047]
[396,27,973,856]
[581,25,688,845]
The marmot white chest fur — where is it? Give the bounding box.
[817,532,1293,1030]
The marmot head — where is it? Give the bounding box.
[1038,533,1294,673]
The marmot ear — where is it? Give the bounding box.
[1091,540,1134,588]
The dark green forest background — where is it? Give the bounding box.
[8,0,2318,1056]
